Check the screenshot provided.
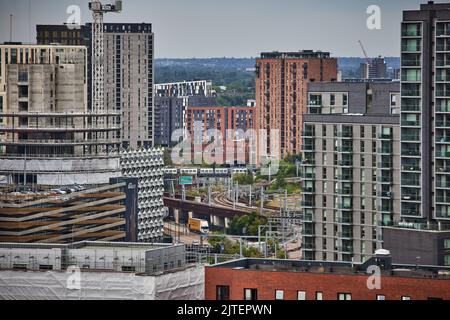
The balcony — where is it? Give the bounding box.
[436,45,450,52]
[436,91,450,98]
[336,146,353,153]
[303,187,315,193]
[435,196,450,203]
[436,180,450,188]
[401,75,421,82]
[401,209,421,217]
[435,121,450,128]
[302,230,315,236]
[436,60,450,67]
[378,162,393,169]
[378,133,392,140]
[378,147,393,154]
[336,189,353,195]
[401,194,421,201]
[436,75,450,82]
[301,202,315,208]
[301,215,315,223]
[336,217,353,224]
[436,151,450,158]
[402,103,421,112]
[401,28,421,37]
[303,130,315,137]
[379,191,394,198]
[337,232,353,239]
[436,105,450,113]
[401,90,421,97]
[300,172,315,179]
[402,134,420,142]
[436,166,450,173]
[402,60,421,67]
[337,175,353,181]
[402,179,420,186]
[338,160,353,167]
[401,45,421,52]
[436,136,450,143]
[402,120,420,127]
[401,165,420,171]
[338,203,353,210]
[402,149,421,157]
[338,246,354,253]
[336,132,353,139]
[379,176,392,183]
[302,243,316,250]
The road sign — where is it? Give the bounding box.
[180,176,193,185]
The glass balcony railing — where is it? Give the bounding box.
[378,162,393,168]
[402,120,420,127]
[401,165,421,171]
[436,180,450,188]
[378,133,392,139]
[436,151,450,158]
[303,187,315,193]
[401,75,421,82]
[402,149,421,156]
[402,103,421,112]
[379,176,393,183]
[436,60,450,67]
[436,166,450,173]
[436,45,450,52]
[402,179,420,186]
[378,148,393,154]
[436,136,450,143]
[435,121,450,128]
[435,91,450,97]
[336,146,353,153]
[401,194,421,201]
[379,191,394,198]
[436,105,450,112]
[336,132,353,138]
[436,75,450,82]
[300,172,315,179]
[303,130,315,137]
[402,134,420,141]
[338,160,353,167]
[402,60,421,67]
[336,189,353,195]
[337,175,353,181]
[337,232,353,239]
[401,27,421,37]
[336,217,353,224]
[435,196,450,203]
[401,45,421,52]
[402,90,421,97]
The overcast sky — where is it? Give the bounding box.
[0,0,435,58]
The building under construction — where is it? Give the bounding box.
[0,44,122,186]
[0,241,204,300]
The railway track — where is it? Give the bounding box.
[211,192,279,215]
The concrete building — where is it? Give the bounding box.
[0,177,138,243]
[255,51,338,160]
[154,80,213,98]
[121,148,165,243]
[300,80,401,262]
[37,23,155,150]
[205,254,450,300]
[0,44,121,185]
[0,241,204,300]
[154,81,217,147]
[359,56,388,79]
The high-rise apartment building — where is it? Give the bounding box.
[0,44,121,185]
[300,80,401,262]
[37,23,154,150]
[154,80,216,147]
[359,56,388,79]
[255,51,338,160]
[379,1,450,267]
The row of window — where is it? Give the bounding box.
[216,286,441,300]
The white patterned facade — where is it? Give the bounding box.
[121,148,165,242]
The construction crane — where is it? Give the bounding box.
[358,40,372,65]
[89,0,122,115]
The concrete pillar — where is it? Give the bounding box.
[225,217,231,229]
[188,211,193,219]
[174,209,180,224]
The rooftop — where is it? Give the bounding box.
[259,50,332,59]
[209,257,450,280]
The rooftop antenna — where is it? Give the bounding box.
[9,14,13,42]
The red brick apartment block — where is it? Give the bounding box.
[185,105,255,165]
[255,51,338,159]
[205,258,450,301]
